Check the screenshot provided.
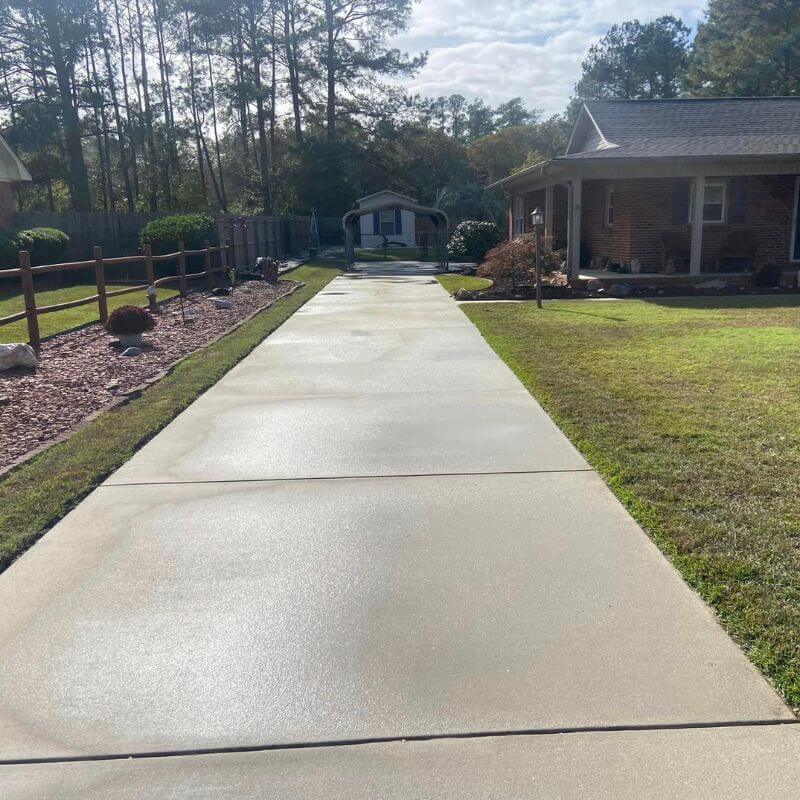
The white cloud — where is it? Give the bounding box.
[393,0,707,115]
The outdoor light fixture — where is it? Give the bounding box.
[531,208,544,308]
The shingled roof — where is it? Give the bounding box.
[565,97,800,160]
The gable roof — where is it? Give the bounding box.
[564,97,800,160]
[0,131,31,181]
[356,189,417,206]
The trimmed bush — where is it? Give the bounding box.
[0,231,19,269]
[17,228,70,266]
[0,227,70,268]
[106,305,156,336]
[448,220,502,263]
[140,213,216,255]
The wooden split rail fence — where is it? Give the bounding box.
[0,237,259,350]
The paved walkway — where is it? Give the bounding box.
[1,262,798,797]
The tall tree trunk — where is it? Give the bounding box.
[134,0,158,210]
[88,44,115,210]
[283,0,303,143]
[41,6,92,211]
[185,10,208,205]
[205,30,228,211]
[247,6,271,213]
[151,0,173,208]
[98,0,135,211]
[232,22,250,162]
[324,0,336,141]
[121,0,142,200]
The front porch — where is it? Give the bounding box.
[507,165,800,286]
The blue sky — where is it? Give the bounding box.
[392,0,707,116]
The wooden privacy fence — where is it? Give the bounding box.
[0,235,260,350]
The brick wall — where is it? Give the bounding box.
[0,181,16,227]
[583,175,798,272]
[519,186,568,249]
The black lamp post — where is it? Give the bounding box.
[531,207,544,308]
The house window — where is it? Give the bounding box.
[605,188,615,226]
[689,179,727,223]
[380,209,395,236]
[512,196,525,236]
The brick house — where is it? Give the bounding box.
[490,98,800,284]
[0,132,31,226]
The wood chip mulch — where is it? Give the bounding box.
[0,279,299,473]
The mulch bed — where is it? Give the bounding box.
[0,279,299,473]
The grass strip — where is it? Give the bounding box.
[0,262,342,572]
[463,295,800,711]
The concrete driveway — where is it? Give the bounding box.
[0,261,797,797]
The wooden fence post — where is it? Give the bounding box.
[19,250,40,351]
[178,240,187,298]
[225,237,233,272]
[144,244,157,311]
[94,245,108,324]
[204,239,213,289]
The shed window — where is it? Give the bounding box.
[512,196,525,236]
[605,188,615,226]
[380,209,395,236]
[690,180,727,223]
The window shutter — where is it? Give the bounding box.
[372,211,379,234]
[729,179,746,223]
[395,208,402,234]
[672,182,690,225]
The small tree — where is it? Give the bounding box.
[478,234,564,293]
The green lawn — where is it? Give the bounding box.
[436,274,493,294]
[463,295,800,711]
[0,262,342,572]
[0,283,180,343]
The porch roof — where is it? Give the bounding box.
[490,97,800,193]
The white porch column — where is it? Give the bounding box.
[568,179,582,279]
[690,175,705,276]
[544,185,554,248]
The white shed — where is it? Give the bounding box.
[356,190,417,249]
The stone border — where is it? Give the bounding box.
[0,281,305,481]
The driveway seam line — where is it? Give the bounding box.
[99,467,597,488]
[2,719,797,767]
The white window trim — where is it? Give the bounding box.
[790,176,800,263]
[605,187,615,227]
[379,208,396,236]
[689,179,728,224]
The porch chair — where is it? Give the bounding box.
[659,231,690,273]
[716,229,757,272]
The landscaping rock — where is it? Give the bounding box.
[454,288,478,301]
[0,280,298,472]
[211,298,232,309]
[607,283,632,297]
[121,347,142,357]
[0,343,38,372]
[0,395,9,407]
[587,278,604,291]
[696,278,728,290]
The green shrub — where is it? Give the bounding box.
[0,230,19,269]
[17,228,70,266]
[140,213,216,255]
[0,227,70,268]
[448,220,502,263]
